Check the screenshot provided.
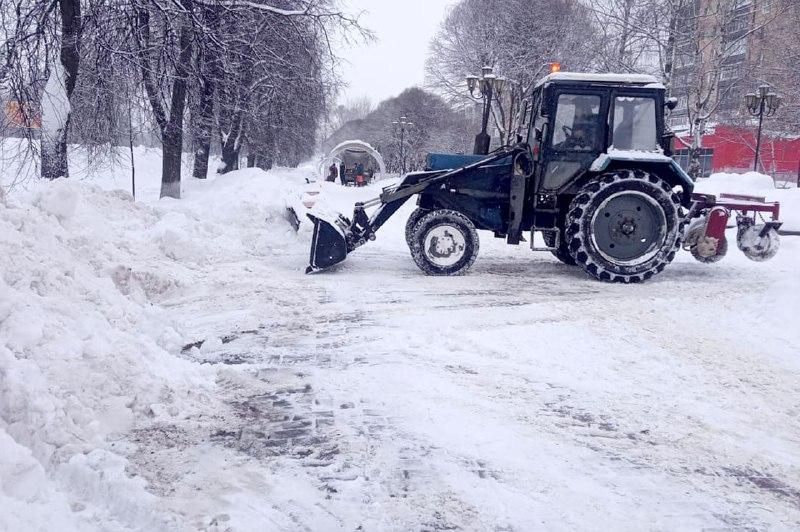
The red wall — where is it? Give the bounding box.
[679,125,800,178]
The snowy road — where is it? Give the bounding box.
[126,182,800,531]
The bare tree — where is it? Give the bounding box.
[1,0,82,180]
[186,0,366,177]
[2,0,366,197]
[324,95,373,136]
[426,0,598,147]
[324,87,474,173]
[584,0,668,75]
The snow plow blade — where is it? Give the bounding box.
[306,212,352,273]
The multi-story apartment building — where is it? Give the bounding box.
[668,0,799,179]
[669,0,770,129]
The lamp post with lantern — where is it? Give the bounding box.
[392,116,414,174]
[466,66,507,155]
[745,84,782,172]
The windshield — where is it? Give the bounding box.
[613,97,658,151]
[551,94,601,152]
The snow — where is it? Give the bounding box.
[590,149,670,172]
[698,171,778,195]
[1,147,800,530]
[535,72,662,89]
[40,62,71,151]
[0,158,308,529]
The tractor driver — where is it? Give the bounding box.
[554,100,599,152]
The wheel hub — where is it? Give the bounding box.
[424,225,466,267]
[620,220,636,235]
[591,191,667,265]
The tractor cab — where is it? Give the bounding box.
[508,73,693,254]
[525,73,676,195]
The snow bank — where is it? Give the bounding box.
[696,171,776,195]
[695,171,800,230]
[0,167,306,529]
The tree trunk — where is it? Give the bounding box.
[41,113,70,180]
[259,155,274,171]
[688,118,706,180]
[160,11,193,198]
[258,130,274,171]
[219,134,241,173]
[41,0,80,180]
[246,152,256,167]
[618,0,634,69]
[192,73,214,180]
[161,131,183,199]
[218,105,246,174]
[192,3,219,180]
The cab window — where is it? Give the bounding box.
[551,94,601,152]
[612,96,658,151]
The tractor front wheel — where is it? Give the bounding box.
[405,208,429,249]
[565,170,685,283]
[409,210,479,276]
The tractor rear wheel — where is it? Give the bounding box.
[409,210,479,276]
[565,170,685,283]
[543,229,577,266]
[405,208,429,249]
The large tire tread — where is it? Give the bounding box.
[405,208,429,249]
[565,169,687,283]
[543,230,577,266]
[409,209,479,276]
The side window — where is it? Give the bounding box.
[613,97,658,151]
[551,94,601,152]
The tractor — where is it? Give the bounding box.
[306,72,783,282]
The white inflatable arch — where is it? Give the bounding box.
[318,140,387,180]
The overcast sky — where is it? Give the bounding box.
[336,0,457,106]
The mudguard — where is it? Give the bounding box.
[591,152,695,203]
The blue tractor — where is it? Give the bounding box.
[306,72,781,282]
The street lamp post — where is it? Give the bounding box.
[466,66,506,155]
[745,84,782,172]
[392,116,413,174]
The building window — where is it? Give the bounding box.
[674,148,714,177]
[720,66,740,82]
[724,37,748,58]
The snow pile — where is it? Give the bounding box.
[0,168,306,529]
[695,171,800,230]
[696,171,776,195]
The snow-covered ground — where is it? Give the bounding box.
[2,148,800,530]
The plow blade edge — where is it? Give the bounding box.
[306,213,352,273]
